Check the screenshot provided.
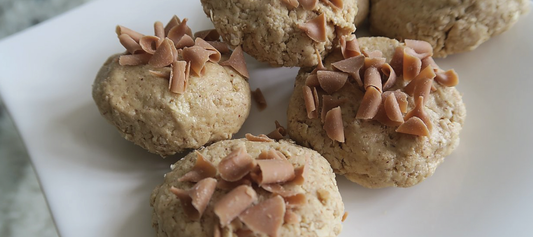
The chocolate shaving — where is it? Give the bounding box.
[149,68,171,79]
[404,65,436,95]
[178,151,216,182]
[290,159,308,185]
[298,13,327,42]
[167,18,193,46]
[340,35,361,59]
[116,25,144,42]
[363,50,383,58]
[252,159,296,185]
[405,39,433,59]
[239,195,286,237]
[139,35,160,55]
[404,96,432,132]
[283,193,307,208]
[342,212,348,222]
[251,88,267,111]
[381,63,397,91]
[299,0,318,10]
[194,29,221,41]
[170,177,217,220]
[182,46,210,76]
[403,48,422,81]
[281,0,300,9]
[303,85,318,119]
[118,34,143,54]
[218,146,256,182]
[323,106,345,142]
[175,34,195,49]
[364,57,386,69]
[383,93,404,123]
[373,102,403,127]
[364,67,383,93]
[258,149,287,160]
[331,55,364,88]
[148,38,175,68]
[356,86,382,119]
[317,71,348,94]
[154,21,165,39]
[396,116,430,136]
[323,0,343,10]
[435,69,459,87]
[421,57,439,71]
[207,41,230,54]
[219,46,250,79]
[118,54,151,66]
[216,177,252,191]
[383,90,408,113]
[315,48,326,71]
[321,95,347,122]
[261,183,299,197]
[169,61,190,94]
[389,46,404,75]
[164,15,181,36]
[284,210,300,224]
[267,121,287,140]
[214,185,258,226]
[195,38,221,62]
[245,133,274,142]
[305,74,320,87]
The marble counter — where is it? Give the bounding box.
[0,0,93,236]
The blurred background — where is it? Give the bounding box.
[0,0,93,236]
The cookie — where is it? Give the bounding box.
[287,36,466,188]
[354,0,369,26]
[200,0,358,67]
[150,137,344,236]
[369,0,530,57]
[92,16,251,157]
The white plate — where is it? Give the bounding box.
[1,0,532,236]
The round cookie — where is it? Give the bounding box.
[150,138,344,237]
[287,37,466,188]
[200,0,358,67]
[369,0,530,57]
[354,0,369,26]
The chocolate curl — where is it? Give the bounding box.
[298,13,327,42]
[403,47,422,81]
[303,85,318,119]
[383,93,404,123]
[381,63,397,91]
[323,106,345,142]
[175,35,195,49]
[170,177,217,220]
[299,0,318,10]
[364,67,383,93]
[331,55,364,88]
[239,196,286,237]
[356,86,382,119]
[389,46,405,75]
[194,29,221,41]
[164,15,181,35]
[305,74,320,87]
[195,38,221,62]
[317,71,349,94]
[218,146,256,182]
[396,117,430,136]
[405,39,433,59]
[251,88,267,111]
[435,69,459,87]
[340,35,362,59]
[116,25,144,42]
[323,0,344,10]
[404,96,432,132]
[252,159,296,185]
[178,151,216,183]
[281,0,299,9]
[245,133,274,142]
[321,95,347,122]
[139,35,160,55]
[154,21,165,39]
[182,46,210,76]
[219,46,250,79]
[118,34,143,54]
[169,61,190,94]
[167,18,193,46]
[267,121,287,140]
[214,185,257,226]
[148,38,175,68]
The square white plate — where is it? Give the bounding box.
[1,0,532,236]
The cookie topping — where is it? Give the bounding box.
[284,210,300,224]
[193,29,220,41]
[251,88,267,111]
[214,185,258,226]
[252,159,296,185]
[404,96,432,131]
[303,85,318,119]
[404,39,433,59]
[383,93,404,123]
[381,63,397,91]
[435,69,459,87]
[148,38,175,68]
[331,55,364,87]
[169,61,190,94]
[245,133,274,142]
[323,106,345,142]
[115,15,248,95]
[281,0,300,9]
[356,86,382,119]
[364,67,383,92]
[298,13,327,42]
[402,48,423,81]
[170,177,217,220]
[178,151,216,182]
[317,71,348,94]
[219,46,250,79]
[267,121,287,140]
[283,193,307,208]
[216,178,252,191]
[321,95,347,122]
[340,35,362,59]
[396,116,430,136]
[239,195,286,237]
[218,146,256,182]
[299,0,318,10]
[118,34,143,54]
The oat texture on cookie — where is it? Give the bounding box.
[369,0,530,57]
[92,15,251,157]
[150,138,344,237]
[287,36,466,188]
[200,0,359,67]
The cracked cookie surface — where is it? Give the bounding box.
[287,37,466,188]
[369,0,530,57]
